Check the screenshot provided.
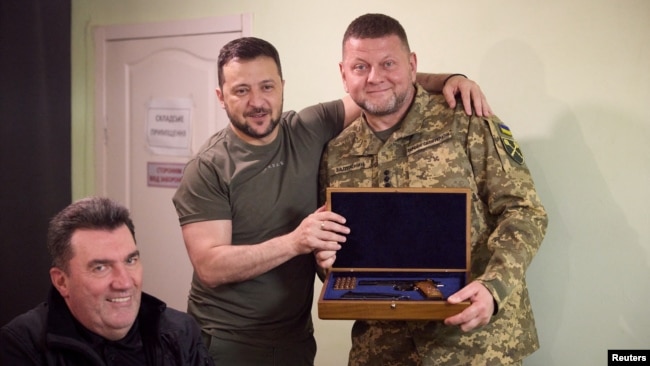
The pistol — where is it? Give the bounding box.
[357,278,444,300]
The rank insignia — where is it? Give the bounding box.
[501,136,525,165]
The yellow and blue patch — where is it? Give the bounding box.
[498,123,524,165]
[499,124,513,137]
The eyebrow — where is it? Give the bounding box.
[87,250,140,268]
[232,79,277,87]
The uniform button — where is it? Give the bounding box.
[382,170,391,186]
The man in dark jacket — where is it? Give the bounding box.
[0,197,214,366]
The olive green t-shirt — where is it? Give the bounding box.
[173,100,344,346]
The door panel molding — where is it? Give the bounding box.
[92,15,250,310]
[94,14,251,197]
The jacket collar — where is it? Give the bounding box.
[46,286,166,342]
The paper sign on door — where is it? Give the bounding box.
[146,98,192,156]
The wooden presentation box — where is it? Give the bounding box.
[318,187,471,320]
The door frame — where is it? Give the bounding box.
[93,14,252,196]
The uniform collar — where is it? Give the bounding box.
[349,83,429,155]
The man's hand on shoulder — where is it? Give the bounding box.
[442,75,493,117]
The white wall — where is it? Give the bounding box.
[72,1,650,365]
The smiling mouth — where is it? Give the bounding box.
[248,113,267,119]
[246,108,270,118]
[108,296,131,303]
[368,86,392,92]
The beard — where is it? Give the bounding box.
[226,106,282,139]
[354,89,409,116]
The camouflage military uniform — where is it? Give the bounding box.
[321,84,548,366]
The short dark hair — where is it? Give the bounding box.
[217,37,283,88]
[342,13,411,53]
[47,197,135,272]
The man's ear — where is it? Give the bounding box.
[216,88,226,108]
[409,52,418,82]
[339,62,349,93]
[50,267,69,298]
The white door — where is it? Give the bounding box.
[94,15,250,311]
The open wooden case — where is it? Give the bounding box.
[318,187,472,320]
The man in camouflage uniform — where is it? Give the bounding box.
[318,14,548,366]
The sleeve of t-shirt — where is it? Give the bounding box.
[293,99,345,144]
[172,155,232,225]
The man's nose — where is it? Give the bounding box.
[367,67,385,83]
[248,89,265,107]
[111,265,134,289]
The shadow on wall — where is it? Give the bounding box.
[480,40,649,365]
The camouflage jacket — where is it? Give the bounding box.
[320,84,548,365]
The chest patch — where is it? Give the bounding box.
[333,159,372,174]
[406,130,452,155]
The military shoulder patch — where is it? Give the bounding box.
[497,123,524,165]
[498,123,513,136]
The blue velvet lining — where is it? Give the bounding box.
[330,190,468,269]
[323,271,466,301]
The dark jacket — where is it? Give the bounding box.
[0,287,214,366]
